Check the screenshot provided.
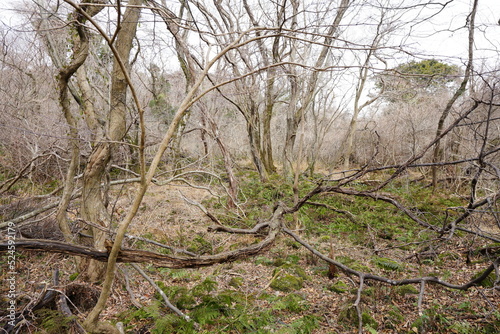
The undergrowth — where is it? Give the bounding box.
[11,169,495,334]
[119,274,321,333]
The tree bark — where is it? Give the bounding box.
[54,1,104,243]
[79,0,142,283]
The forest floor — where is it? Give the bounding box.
[1,172,499,333]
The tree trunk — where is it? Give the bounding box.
[80,0,142,283]
[53,2,104,244]
[431,0,476,190]
[262,97,276,175]
[282,0,351,175]
[246,103,268,182]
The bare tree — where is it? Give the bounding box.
[76,0,143,283]
[1,1,499,333]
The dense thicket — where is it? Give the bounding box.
[0,1,499,333]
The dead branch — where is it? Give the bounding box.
[288,184,500,244]
[445,190,500,241]
[455,226,500,243]
[328,187,438,230]
[182,191,272,234]
[0,201,60,229]
[207,222,270,234]
[1,269,85,333]
[0,205,284,268]
[53,269,86,334]
[119,265,143,309]
[418,280,426,316]
[77,218,197,257]
[304,201,358,223]
[0,153,54,194]
[131,263,194,323]
[283,226,499,290]
[354,275,365,334]
[179,192,224,225]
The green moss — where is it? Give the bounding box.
[411,306,452,333]
[472,269,496,287]
[338,305,378,330]
[255,256,274,266]
[311,265,328,277]
[186,235,213,254]
[34,309,75,334]
[385,305,404,329]
[270,273,303,292]
[284,239,301,249]
[328,281,348,293]
[272,293,309,313]
[279,263,308,280]
[69,272,79,281]
[395,284,419,295]
[336,255,356,265]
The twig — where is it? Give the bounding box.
[475,287,497,316]
[418,280,426,316]
[130,263,194,323]
[304,201,358,223]
[119,265,143,309]
[354,275,364,334]
[259,269,282,296]
[179,191,223,225]
[455,226,500,243]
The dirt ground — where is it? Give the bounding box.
[1,181,499,333]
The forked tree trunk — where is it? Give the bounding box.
[282,0,351,176]
[50,1,104,245]
[79,0,142,283]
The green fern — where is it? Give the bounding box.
[132,300,162,319]
[272,293,309,313]
[152,315,176,333]
[372,256,404,271]
[191,276,218,296]
[170,269,192,280]
[34,309,74,334]
[189,305,222,325]
[293,315,321,334]
[232,309,275,332]
[276,315,320,334]
[152,314,196,334]
[158,285,195,309]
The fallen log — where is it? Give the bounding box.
[0,206,284,268]
[0,236,278,268]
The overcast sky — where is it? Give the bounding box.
[410,0,499,66]
[0,0,498,69]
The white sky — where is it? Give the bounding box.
[0,0,23,26]
[410,0,499,65]
[1,0,498,62]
